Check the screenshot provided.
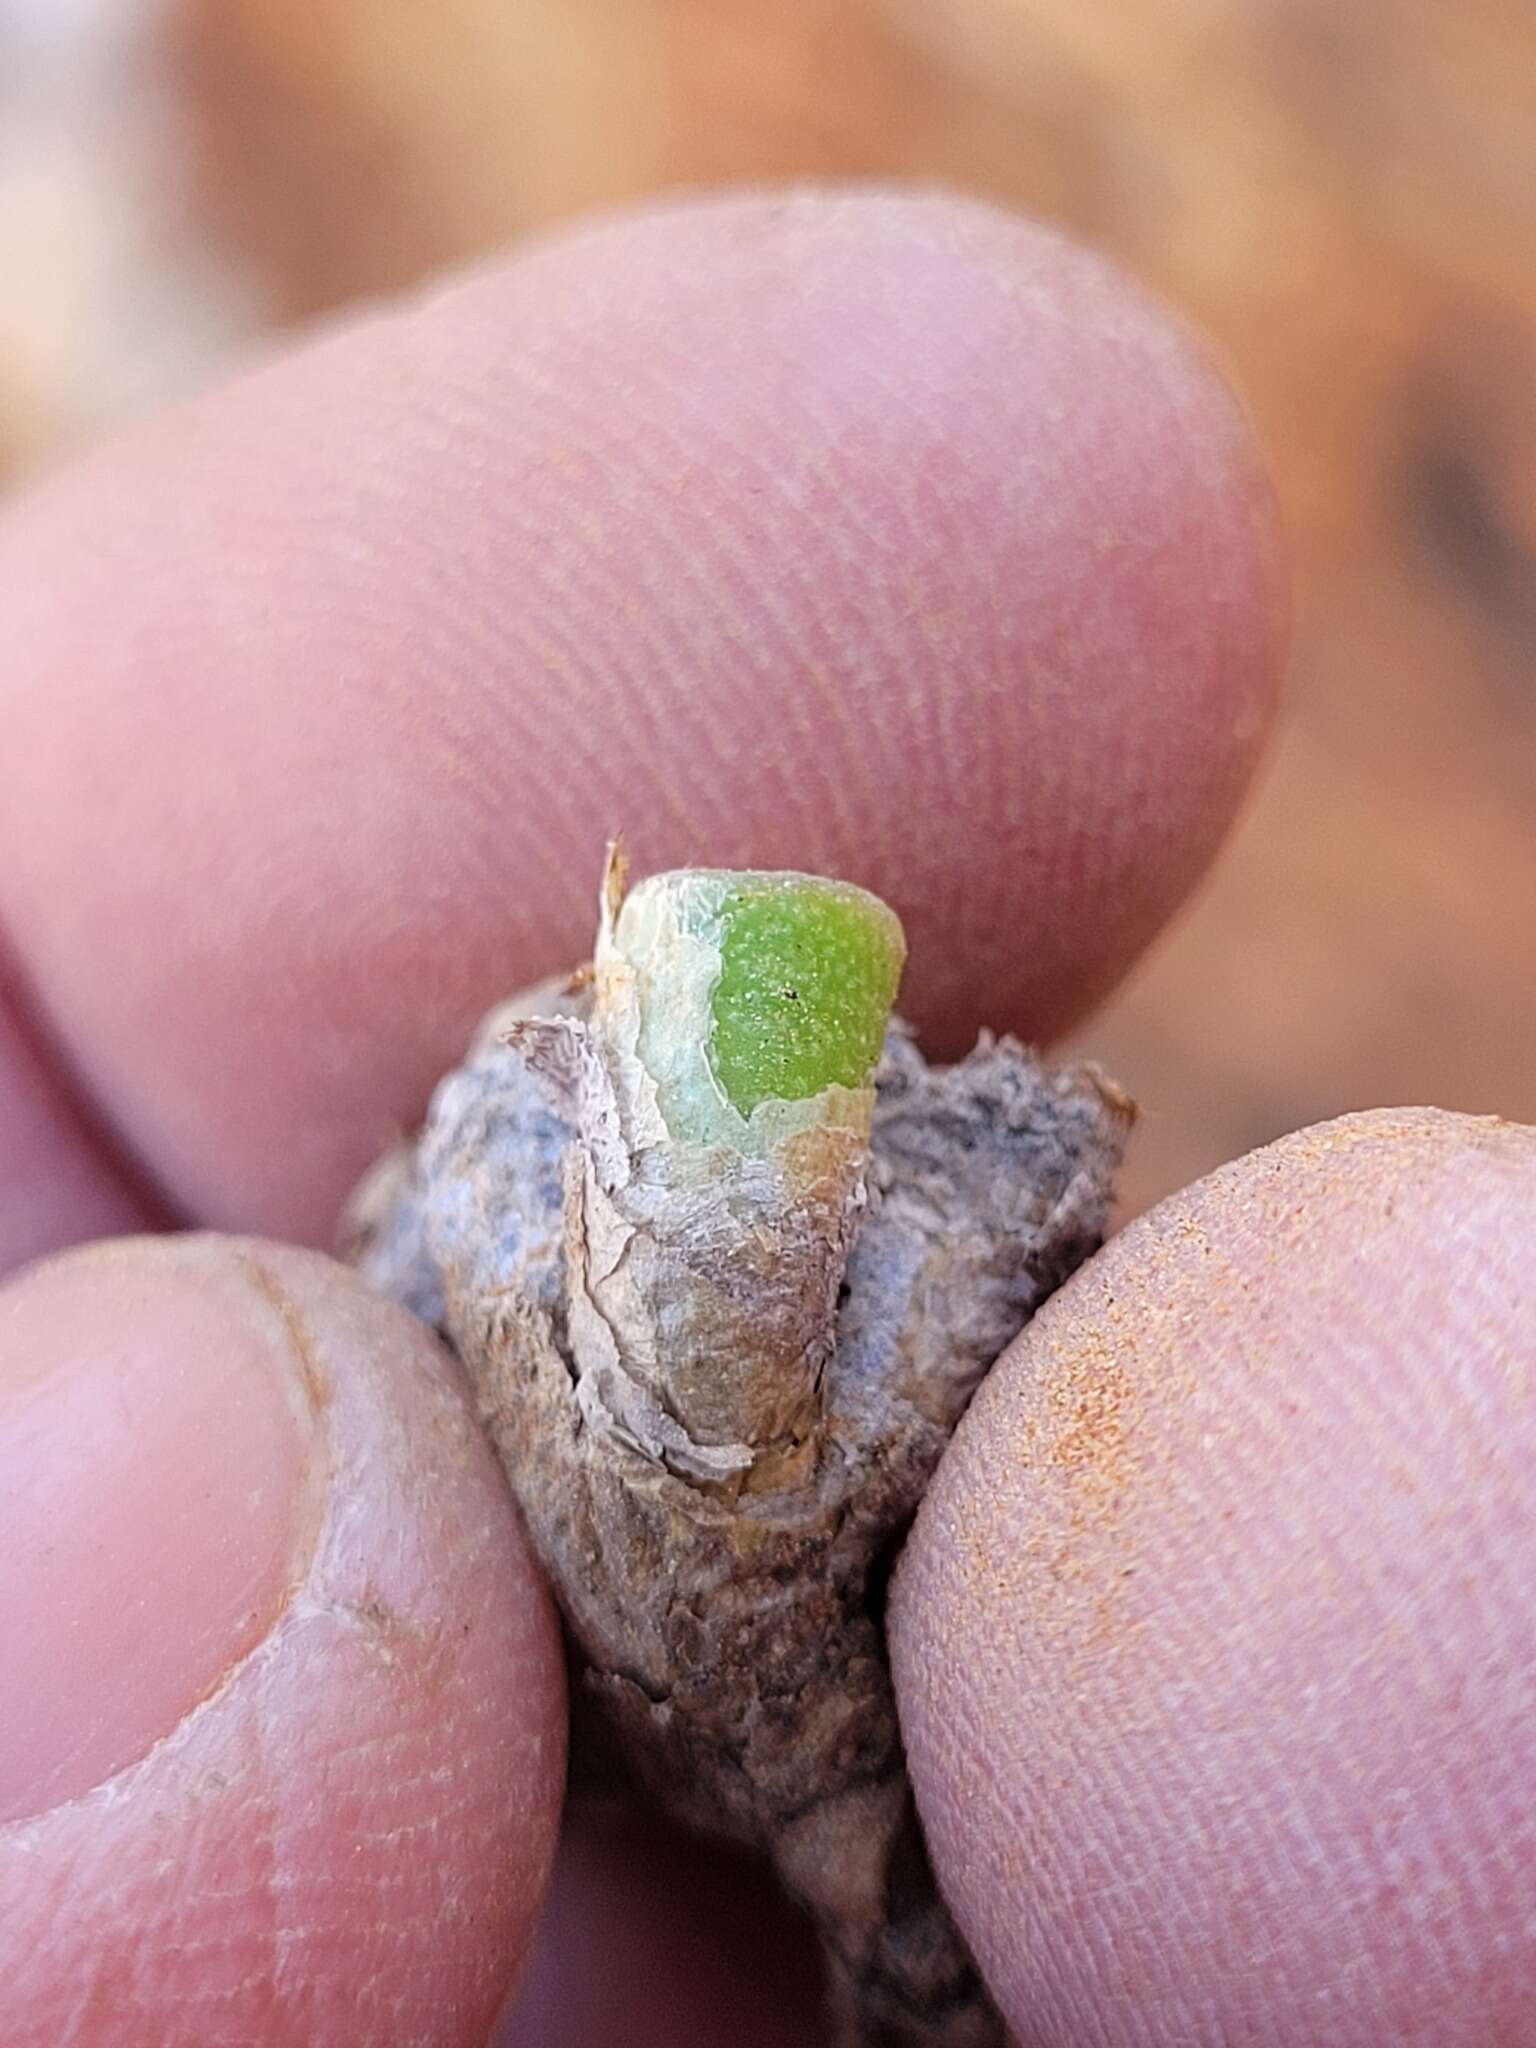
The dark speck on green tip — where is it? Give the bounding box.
[708,877,905,1116]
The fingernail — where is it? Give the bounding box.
[0,1237,324,1823]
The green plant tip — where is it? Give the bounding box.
[708,878,905,1117]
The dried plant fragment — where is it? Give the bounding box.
[346,857,1133,2046]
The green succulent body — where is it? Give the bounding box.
[600,866,906,1151]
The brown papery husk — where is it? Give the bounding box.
[346,981,1132,2047]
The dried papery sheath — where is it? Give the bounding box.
[347,855,1133,2047]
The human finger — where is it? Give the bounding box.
[496,1810,828,2048]
[0,186,1284,1256]
[893,1110,1536,2046]
[0,1234,565,2046]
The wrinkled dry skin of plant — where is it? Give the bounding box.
[348,965,1130,2048]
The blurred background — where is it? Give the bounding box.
[3,0,1534,1215]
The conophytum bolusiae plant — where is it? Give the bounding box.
[347,849,1131,2046]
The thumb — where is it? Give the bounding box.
[894,1110,1536,2046]
[0,1235,565,2046]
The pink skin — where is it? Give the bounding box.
[0,975,159,1272]
[14,189,1528,2044]
[894,1110,1536,2047]
[497,1813,828,2048]
[0,1245,323,1826]
[0,188,1282,1248]
[0,1238,565,2047]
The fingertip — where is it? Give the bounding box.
[0,1235,564,2045]
[0,186,1283,1242]
[893,1109,1536,2046]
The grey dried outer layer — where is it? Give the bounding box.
[347,980,1131,2048]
